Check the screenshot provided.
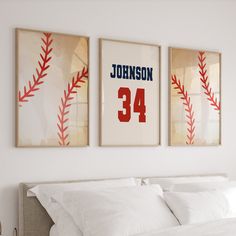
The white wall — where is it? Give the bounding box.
[0,0,236,235]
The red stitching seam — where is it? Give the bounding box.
[57,67,88,146]
[18,33,53,106]
[198,51,221,111]
[172,75,195,144]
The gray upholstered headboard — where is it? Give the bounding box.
[19,182,53,236]
[19,174,228,236]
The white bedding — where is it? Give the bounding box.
[164,190,233,224]
[135,218,236,236]
[52,186,179,236]
[29,178,138,236]
[49,218,236,236]
[49,225,58,236]
[32,176,236,236]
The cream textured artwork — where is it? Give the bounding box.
[100,39,160,146]
[16,29,89,147]
[170,48,221,146]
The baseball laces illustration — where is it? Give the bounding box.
[18,32,53,106]
[198,51,221,111]
[57,67,88,146]
[171,75,196,145]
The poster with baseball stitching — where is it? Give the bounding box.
[100,39,160,146]
[169,47,221,146]
[16,29,89,147]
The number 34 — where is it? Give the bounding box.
[118,87,146,123]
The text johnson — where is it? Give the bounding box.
[110,64,153,81]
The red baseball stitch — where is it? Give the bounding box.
[57,67,88,146]
[198,51,221,111]
[18,33,53,105]
[172,75,195,144]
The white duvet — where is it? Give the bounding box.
[135,218,236,236]
[49,184,236,236]
[50,218,236,236]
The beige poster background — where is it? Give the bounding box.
[100,39,160,146]
[170,48,221,146]
[17,29,88,147]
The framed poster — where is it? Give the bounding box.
[16,28,89,147]
[100,39,160,146]
[169,47,221,146]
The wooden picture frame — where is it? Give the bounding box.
[99,38,161,146]
[16,28,89,147]
[169,47,221,146]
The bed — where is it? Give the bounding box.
[19,174,234,236]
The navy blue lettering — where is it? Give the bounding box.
[110,64,116,78]
[109,64,153,82]
[130,66,135,80]
[122,65,129,79]
[141,67,146,81]
[136,67,141,80]
[117,64,122,78]
[147,68,153,81]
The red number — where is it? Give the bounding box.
[134,88,146,122]
[118,87,146,123]
[118,87,131,122]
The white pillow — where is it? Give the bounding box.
[52,184,163,236]
[223,187,236,217]
[28,178,138,236]
[143,176,228,191]
[53,186,179,236]
[170,181,236,192]
[28,178,137,221]
[50,221,81,236]
[164,190,235,225]
[49,225,57,236]
[53,208,82,236]
[28,178,138,197]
